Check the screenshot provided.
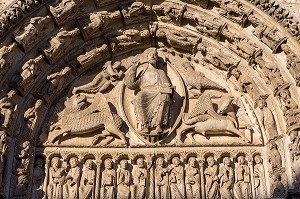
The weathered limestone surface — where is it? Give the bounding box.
[0,0,299,198]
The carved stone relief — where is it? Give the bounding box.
[0,0,299,198]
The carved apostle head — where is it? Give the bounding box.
[223,157,231,166]
[237,156,246,165]
[69,157,78,168]
[254,155,262,164]
[85,159,93,169]
[172,157,180,167]
[136,157,145,168]
[290,131,299,142]
[51,157,61,168]
[147,49,158,66]
[207,156,215,167]
[156,157,164,167]
[188,157,197,168]
[120,159,128,169]
[104,158,113,169]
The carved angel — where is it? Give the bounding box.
[176,94,250,144]
[46,93,127,145]
[180,62,226,98]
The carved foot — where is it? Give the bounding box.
[242,137,251,144]
[92,134,105,145]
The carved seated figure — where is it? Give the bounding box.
[193,13,225,39]
[0,89,17,128]
[14,16,53,50]
[124,48,173,135]
[217,0,252,26]
[50,0,81,24]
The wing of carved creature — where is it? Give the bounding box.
[88,92,114,122]
[188,94,220,119]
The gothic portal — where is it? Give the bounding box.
[0,0,300,198]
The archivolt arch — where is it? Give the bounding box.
[0,0,300,198]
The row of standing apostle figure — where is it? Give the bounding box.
[47,154,265,199]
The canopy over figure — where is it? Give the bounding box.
[125,48,173,135]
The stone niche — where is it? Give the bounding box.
[0,0,300,198]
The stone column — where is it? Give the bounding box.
[248,156,256,199]
[199,158,205,199]
[94,159,102,199]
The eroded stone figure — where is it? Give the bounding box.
[47,157,65,199]
[254,95,278,141]
[73,61,123,95]
[198,44,240,71]
[0,89,17,128]
[122,2,151,24]
[13,175,28,199]
[32,157,45,199]
[0,131,7,189]
[76,44,110,70]
[253,24,286,52]
[124,48,173,135]
[281,44,300,86]
[117,159,131,199]
[289,131,300,187]
[185,157,200,199]
[253,155,266,199]
[101,158,116,199]
[132,157,147,199]
[270,173,285,198]
[42,66,72,101]
[64,157,81,199]
[16,141,30,174]
[155,157,169,199]
[268,142,282,171]
[0,43,17,79]
[15,16,53,50]
[193,13,225,39]
[44,29,79,63]
[77,11,120,39]
[79,159,95,199]
[24,99,43,136]
[218,157,234,199]
[169,157,185,199]
[277,88,299,128]
[233,156,250,199]
[50,0,81,24]
[153,3,187,25]
[216,0,252,26]
[12,55,44,93]
[180,62,226,99]
[204,156,220,199]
